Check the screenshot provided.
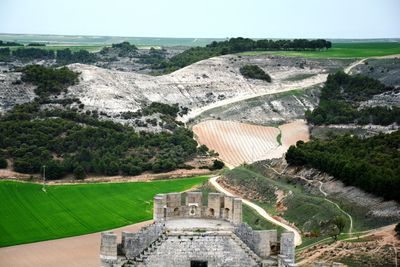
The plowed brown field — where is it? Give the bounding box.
[193,120,309,166]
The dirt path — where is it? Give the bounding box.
[344,54,400,74]
[0,220,152,267]
[297,224,398,266]
[265,163,353,234]
[209,176,302,246]
[1,168,215,185]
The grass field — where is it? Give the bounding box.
[0,176,209,247]
[7,45,106,52]
[238,42,400,58]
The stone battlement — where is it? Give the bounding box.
[100,192,297,267]
[153,192,243,224]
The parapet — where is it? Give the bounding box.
[153,191,243,225]
[100,232,117,267]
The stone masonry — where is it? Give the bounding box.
[100,192,297,267]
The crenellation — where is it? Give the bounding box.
[100,192,296,267]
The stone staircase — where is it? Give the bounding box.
[133,232,168,263]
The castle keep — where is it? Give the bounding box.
[100,192,297,267]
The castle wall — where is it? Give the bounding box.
[253,230,277,258]
[101,192,297,267]
[122,222,165,259]
[143,234,259,267]
[280,232,295,262]
[153,192,243,225]
[100,232,117,267]
[207,192,222,218]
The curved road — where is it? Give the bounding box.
[209,176,302,246]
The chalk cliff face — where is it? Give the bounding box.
[0,54,347,119]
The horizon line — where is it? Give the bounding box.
[1,32,400,41]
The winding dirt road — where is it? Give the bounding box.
[209,176,302,246]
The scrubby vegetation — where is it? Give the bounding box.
[0,47,10,61]
[0,102,201,179]
[20,65,79,97]
[223,166,348,236]
[27,43,46,46]
[0,40,23,46]
[0,46,96,64]
[13,47,55,61]
[240,65,271,82]
[286,131,400,201]
[100,41,138,57]
[395,223,400,237]
[56,48,97,64]
[305,71,399,125]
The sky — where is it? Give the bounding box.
[0,0,399,39]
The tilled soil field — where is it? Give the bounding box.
[193,120,309,166]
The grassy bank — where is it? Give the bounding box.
[0,176,209,247]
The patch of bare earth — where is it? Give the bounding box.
[297,225,400,266]
[192,119,309,166]
[0,221,152,267]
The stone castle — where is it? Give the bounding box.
[100,192,297,267]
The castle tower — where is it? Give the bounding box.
[153,194,167,222]
[100,232,117,267]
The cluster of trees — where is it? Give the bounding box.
[0,103,202,179]
[240,65,271,82]
[100,42,138,57]
[138,47,167,65]
[20,65,79,97]
[142,102,180,117]
[207,37,332,53]
[306,71,399,125]
[0,47,97,64]
[286,131,400,201]
[0,150,7,168]
[56,48,97,64]
[0,48,10,61]
[0,40,23,46]
[13,48,55,60]
[27,43,46,46]
[153,37,332,72]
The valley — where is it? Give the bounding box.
[0,35,399,267]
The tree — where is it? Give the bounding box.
[0,157,7,169]
[395,223,400,237]
[210,159,225,170]
[332,216,346,234]
[328,224,340,241]
[73,165,85,180]
[240,65,271,82]
[45,160,64,180]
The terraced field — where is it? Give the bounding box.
[193,120,309,166]
[0,176,208,247]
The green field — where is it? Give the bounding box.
[0,33,224,47]
[7,45,105,52]
[239,42,400,58]
[0,176,209,247]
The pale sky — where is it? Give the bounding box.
[0,0,399,38]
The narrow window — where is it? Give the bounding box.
[191,260,208,267]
